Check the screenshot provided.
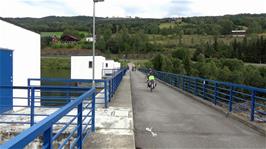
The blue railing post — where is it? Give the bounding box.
[91,92,96,132]
[167,73,170,84]
[188,78,191,93]
[108,80,111,99]
[203,80,206,99]
[30,87,35,126]
[171,74,174,86]
[104,81,108,108]
[174,75,177,87]
[194,78,198,96]
[229,86,233,112]
[178,75,181,88]
[214,83,218,105]
[112,78,114,97]
[43,127,53,149]
[27,79,31,106]
[250,90,256,121]
[77,103,83,149]
[67,82,71,103]
[182,76,185,90]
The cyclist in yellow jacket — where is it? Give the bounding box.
[147,73,156,88]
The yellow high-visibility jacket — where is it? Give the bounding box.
[148,75,155,81]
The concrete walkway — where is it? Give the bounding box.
[83,71,135,148]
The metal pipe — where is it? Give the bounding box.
[92,1,96,87]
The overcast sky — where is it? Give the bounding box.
[0,0,266,18]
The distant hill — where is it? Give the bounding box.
[0,16,161,33]
[1,13,265,34]
[2,14,265,64]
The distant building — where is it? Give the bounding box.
[103,60,121,77]
[71,56,106,79]
[231,30,246,37]
[86,37,94,42]
[104,60,115,76]
[61,35,80,42]
[0,20,40,113]
[114,62,121,69]
[71,56,121,79]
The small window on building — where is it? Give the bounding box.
[106,63,108,67]
[89,61,92,68]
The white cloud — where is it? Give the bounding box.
[191,0,266,16]
[0,0,265,18]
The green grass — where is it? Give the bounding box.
[41,31,90,37]
[148,34,250,47]
[245,63,266,67]
[41,57,70,70]
[41,57,70,78]
[159,23,176,29]
[41,32,63,37]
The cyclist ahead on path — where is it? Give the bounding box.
[146,68,154,80]
[146,68,157,88]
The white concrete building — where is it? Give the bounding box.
[114,62,121,69]
[104,60,115,76]
[71,56,106,79]
[0,20,40,112]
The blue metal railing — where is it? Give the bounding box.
[0,68,127,148]
[0,86,90,125]
[28,78,110,108]
[0,87,96,149]
[140,69,266,122]
[108,68,127,99]
[28,68,127,108]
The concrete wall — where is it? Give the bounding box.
[0,20,40,108]
[71,56,106,79]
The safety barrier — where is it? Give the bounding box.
[28,68,127,108]
[0,86,91,126]
[0,87,96,148]
[28,78,110,108]
[0,68,127,148]
[140,69,266,122]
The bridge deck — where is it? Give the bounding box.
[132,71,266,148]
[83,71,135,149]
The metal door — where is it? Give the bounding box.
[0,49,13,113]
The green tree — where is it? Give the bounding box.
[217,66,231,82]
[151,54,163,70]
[243,65,264,87]
[161,56,174,72]
[228,70,244,84]
[248,21,262,33]
[183,54,192,75]
[219,19,233,35]
[172,58,186,74]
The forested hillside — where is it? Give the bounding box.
[2,14,266,88]
[2,14,266,34]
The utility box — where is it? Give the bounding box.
[71,56,106,79]
[0,20,40,112]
